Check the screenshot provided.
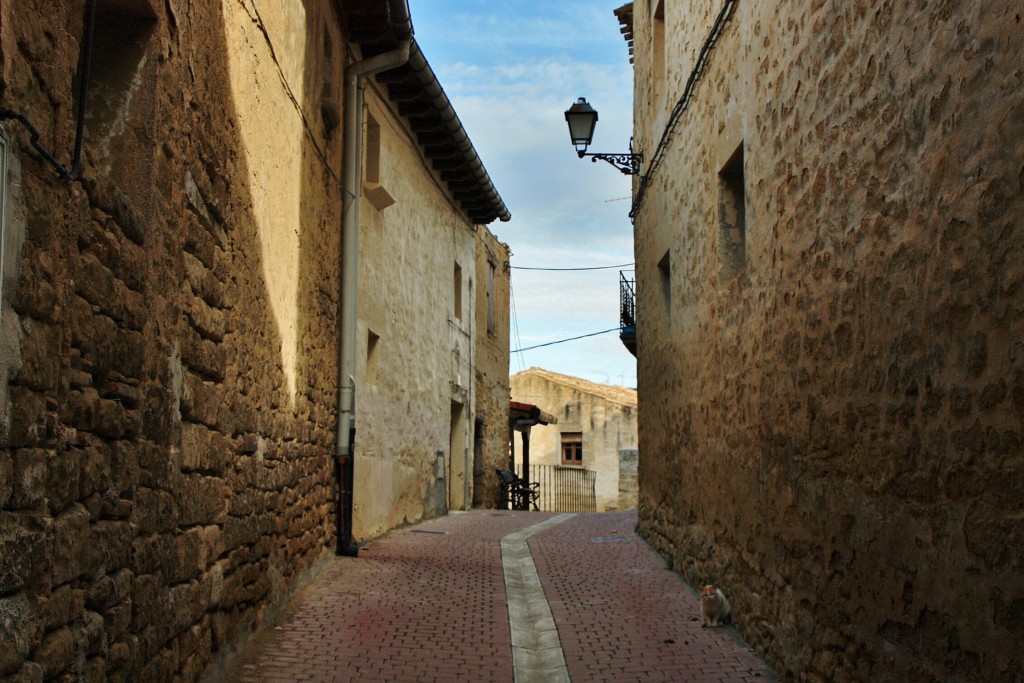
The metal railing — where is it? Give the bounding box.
[515,464,596,512]
[620,270,636,329]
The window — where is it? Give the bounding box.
[652,0,666,107]
[658,250,671,319]
[486,258,496,334]
[363,112,394,210]
[365,113,381,184]
[453,262,463,321]
[719,143,747,280]
[320,28,340,137]
[561,432,583,466]
[366,330,380,385]
[75,0,157,201]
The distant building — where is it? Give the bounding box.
[510,368,638,511]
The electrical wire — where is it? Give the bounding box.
[511,263,634,271]
[511,327,622,354]
[239,0,342,185]
[630,0,736,221]
[509,283,527,372]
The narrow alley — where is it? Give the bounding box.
[221,510,774,683]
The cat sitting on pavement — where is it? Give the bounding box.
[700,584,732,627]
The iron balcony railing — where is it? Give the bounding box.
[619,270,636,356]
[514,464,596,512]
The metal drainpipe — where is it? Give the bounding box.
[336,30,411,557]
[464,278,473,511]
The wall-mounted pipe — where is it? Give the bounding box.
[335,0,412,557]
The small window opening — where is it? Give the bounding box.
[653,0,666,106]
[366,330,380,385]
[321,28,340,137]
[658,250,671,319]
[74,0,158,197]
[365,114,381,184]
[486,258,496,334]
[719,143,747,280]
[453,262,463,321]
[561,432,583,466]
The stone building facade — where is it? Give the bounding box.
[510,368,638,511]
[0,1,510,681]
[620,0,1024,680]
[473,230,512,509]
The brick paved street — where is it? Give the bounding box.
[222,510,775,683]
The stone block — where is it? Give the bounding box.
[44,449,83,516]
[73,610,106,657]
[180,372,222,428]
[33,626,73,680]
[131,489,176,535]
[167,580,209,639]
[51,504,97,586]
[176,474,227,527]
[182,252,225,308]
[0,661,43,683]
[221,515,260,552]
[12,321,61,392]
[141,384,176,446]
[81,656,106,683]
[185,297,226,343]
[7,388,47,449]
[78,443,112,502]
[130,574,168,634]
[12,254,59,323]
[179,422,227,475]
[0,594,34,676]
[68,298,146,380]
[42,585,84,630]
[170,528,206,583]
[94,397,142,440]
[102,599,132,644]
[181,333,226,383]
[135,442,172,490]
[0,513,52,594]
[0,458,11,510]
[8,450,48,509]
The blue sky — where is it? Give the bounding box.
[409,0,639,388]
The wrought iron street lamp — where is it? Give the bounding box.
[564,97,643,176]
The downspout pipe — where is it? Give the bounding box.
[336,0,412,557]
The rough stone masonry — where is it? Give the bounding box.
[626,0,1024,680]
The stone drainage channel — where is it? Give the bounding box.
[501,513,576,683]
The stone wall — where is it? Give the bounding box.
[472,230,511,509]
[629,0,1024,680]
[1,2,345,681]
[618,448,638,511]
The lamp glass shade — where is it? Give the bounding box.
[564,97,598,150]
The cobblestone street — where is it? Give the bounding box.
[222,510,775,682]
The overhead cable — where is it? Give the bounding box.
[630,0,736,221]
[511,327,622,354]
[511,263,634,272]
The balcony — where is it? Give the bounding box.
[620,270,636,357]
